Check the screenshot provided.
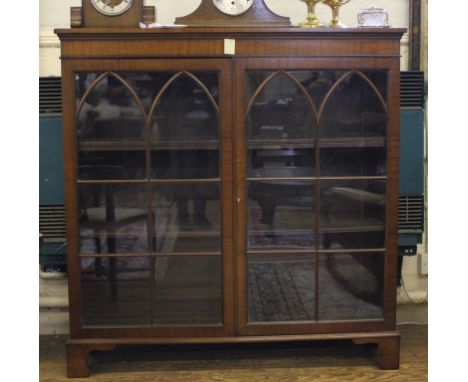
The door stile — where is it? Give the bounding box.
[233,58,249,335]
[219,62,235,336]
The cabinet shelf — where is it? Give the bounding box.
[79,252,222,258]
[151,140,219,150]
[79,140,144,151]
[247,137,385,149]
[320,217,384,233]
[321,137,385,148]
[249,217,384,236]
[79,137,384,152]
[79,140,219,151]
[158,230,220,238]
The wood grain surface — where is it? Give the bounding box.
[40,325,427,381]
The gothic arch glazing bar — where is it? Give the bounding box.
[246,71,319,125]
[147,71,220,125]
[245,71,281,118]
[318,70,388,123]
[74,72,147,125]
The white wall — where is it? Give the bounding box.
[39,0,410,76]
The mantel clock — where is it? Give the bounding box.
[71,0,155,27]
[175,0,291,27]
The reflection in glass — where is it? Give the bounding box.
[114,72,176,114]
[320,146,386,177]
[319,253,384,320]
[76,72,220,115]
[361,71,388,102]
[76,73,147,180]
[248,181,315,249]
[320,72,387,138]
[76,73,145,141]
[320,180,386,249]
[151,73,219,142]
[154,256,222,325]
[246,72,316,141]
[152,149,219,179]
[248,255,315,322]
[152,184,221,253]
[248,148,315,178]
[289,70,345,107]
[79,184,148,254]
[81,256,151,326]
[78,150,146,180]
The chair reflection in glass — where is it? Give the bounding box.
[172,151,217,230]
[154,74,220,231]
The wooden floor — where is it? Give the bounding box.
[39,325,427,381]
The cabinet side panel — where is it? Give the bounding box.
[61,61,82,339]
[383,61,401,329]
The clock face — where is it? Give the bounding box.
[212,0,254,16]
[91,0,134,16]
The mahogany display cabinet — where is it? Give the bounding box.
[55,27,405,377]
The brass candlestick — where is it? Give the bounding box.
[298,0,324,28]
[323,0,351,28]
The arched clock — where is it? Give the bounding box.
[175,0,291,27]
[212,0,254,16]
[71,0,155,28]
[90,0,134,16]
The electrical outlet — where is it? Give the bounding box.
[418,252,428,276]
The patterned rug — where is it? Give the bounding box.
[80,194,173,255]
[248,256,383,322]
[248,260,315,321]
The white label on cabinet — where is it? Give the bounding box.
[224,39,236,55]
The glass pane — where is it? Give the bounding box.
[81,256,151,326]
[76,74,145,128]
[115,72,178,114]
[76,73,146,180]
[152,148,219,179]
[153,183,221,253]
[319,253,384,320]
[289,70,345,107]
[246,72,316,141]
[362,71,388,102]
[320,180,386,250]
[248,254,316,322]
[320,146,386,177]
[154,256,222,325]
[248,148,315,178]
[78,150,146,180]
[151,72,219,142]
[320,71,387,139]
[248,181,316,249]
[79,184,148,254]
[246,71,275,104]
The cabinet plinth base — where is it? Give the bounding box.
[66,331,400,377]
[353,334,401,370]
[66,342,116,378]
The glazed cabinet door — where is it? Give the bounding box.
[63,59,234,338]
[234,58,400,336]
